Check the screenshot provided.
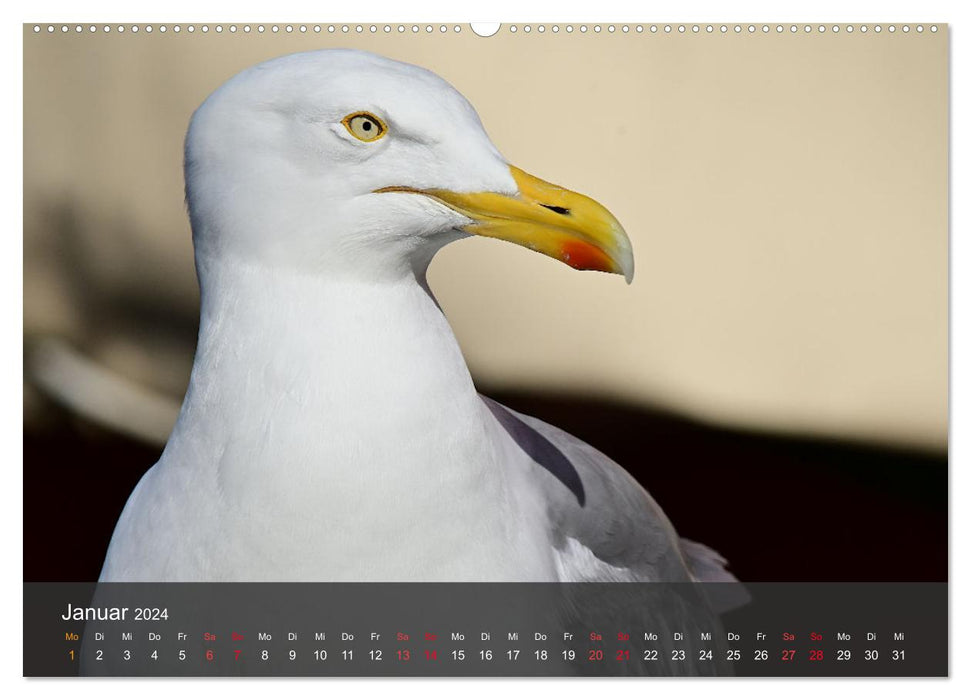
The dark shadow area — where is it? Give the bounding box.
[24,391,946,582]
[486,390,947,583]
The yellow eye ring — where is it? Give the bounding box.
[341,112,388,142]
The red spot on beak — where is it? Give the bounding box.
[560,240,614,273]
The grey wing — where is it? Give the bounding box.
[482,396,739,585]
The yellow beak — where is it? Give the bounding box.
[378,165,634,283]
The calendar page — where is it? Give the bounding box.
[22,20,948,678]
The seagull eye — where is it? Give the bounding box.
[342,112,387,142]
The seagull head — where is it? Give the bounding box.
[185,49,633,283]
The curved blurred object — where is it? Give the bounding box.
[27,337,179,446]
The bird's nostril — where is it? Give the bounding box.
[540,204,571,216]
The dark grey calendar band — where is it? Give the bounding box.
[24,582,946,677]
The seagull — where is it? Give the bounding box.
[99,49,737,586]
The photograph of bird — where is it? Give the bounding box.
[99,49,737,586]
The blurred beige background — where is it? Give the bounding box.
[23,24,948,450]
